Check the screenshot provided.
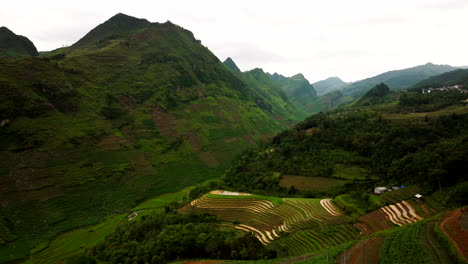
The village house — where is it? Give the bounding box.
[422,84,465,94]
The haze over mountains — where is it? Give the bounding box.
[312,77,348,96]
[1,12,467,264]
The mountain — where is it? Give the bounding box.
[222,58,306,122]
[342,63,457,97]
[354,82,391,106]
[0,14,305,263]
[71,13,150,48]
[0,26,38,57]
[312,76,348,96]
[269,72,318,111]
[223,57,241,73]
[410,68,468,90]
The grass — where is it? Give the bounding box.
[333,195,366,217]
[379,222,431,264]
[20,187,193,264]
[382,105,468,121]
[331,164,375,180]
[279,175,349,192]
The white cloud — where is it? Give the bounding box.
[1,0,467,82]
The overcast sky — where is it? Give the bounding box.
[1,0,467,82]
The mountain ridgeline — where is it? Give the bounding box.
[306,63,460,113]
[0,26,38,57]
[222,57,318,115]
[312,76,348,96]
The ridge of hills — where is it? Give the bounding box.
[222,58,317,115]
[306,63,460,113]
[342,62,457,97]
[0,14,305,263]
[268,72,318,110]
[0,26,38,57]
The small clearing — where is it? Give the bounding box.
[210,190,252,196]
[279,175,348,192]
[152,107,178,137]
[199,152,219,167]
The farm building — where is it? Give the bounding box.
[374,187,388,195]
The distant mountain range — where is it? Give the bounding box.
[223,57,317,115]
[410,68,468,90]
[312,77,348,96]
[0,26,38,57]
[341,63,457,97]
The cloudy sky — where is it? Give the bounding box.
[1,0,467,82]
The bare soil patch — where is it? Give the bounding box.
[349,237,385,264]
[194,85,205,98]
[179,261,222,264]
[261,133,275,141]
[187,131,201,151]
[440,208,468,261]
[152,107,178,137]
[356,209,393,236]
[243,135,257,145]
[223,137,237,143]
[189,104,203,111]
[279,175,348,192]
[199,152,219,167]
[98,134,128,149]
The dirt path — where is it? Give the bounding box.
[440,208,468,261]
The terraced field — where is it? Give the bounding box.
[183,191,346,246]
[355,200,423,236]
[273,224,358,256]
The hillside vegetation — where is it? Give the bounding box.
[0,14,306,263]
[0,27,38,57]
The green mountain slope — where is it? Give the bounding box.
[0,27,38,57]
[269,73,318,111]
[223,57,241,74]
[353,83,392,106]
[410,68,468,90]
[312,76,348,96]
[71,13,150,49]
[0,14,304,263]
[342,63,457,97]
[223,58,307,122]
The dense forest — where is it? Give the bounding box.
[223,102,468,204]
[86,211,274,264]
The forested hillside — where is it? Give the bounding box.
[0,14,305,263]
